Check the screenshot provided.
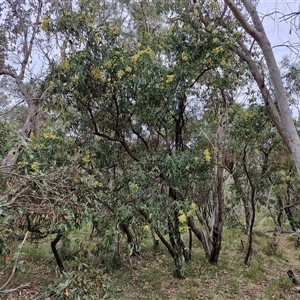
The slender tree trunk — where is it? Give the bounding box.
[51,234,65,273]
[188,217,211,259]
[155,228,184,278]
[209,115,226,264]
[232,172,252,235]
[120,223,140,256]
[242,146,257,265]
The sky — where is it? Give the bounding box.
[258,0,300,61]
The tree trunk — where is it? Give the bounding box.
[51,234,65,273]
[120,223,140,256]
[188,217,211,259]
[232,172,252,235]
[1,99,39,173]
[225,0,300,176]
[209,115,226,264]
[154,228,184,278]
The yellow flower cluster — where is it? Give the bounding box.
[166,74,174,83]
[142,225,150,231]
[178,210,187,223]
[42,132,61,140]
[125,66,132,72]
[60,58,70,72]
[203,149,212,162]
[92,181,103,188]
[213,46,224,55]
[117,70,125,78]
[94,34,100,43]
[41,16,49,31]
[181,51,189,62]
[17,161,28,169]
[105,60,113,68]
[82,152,91,163]
[131,46,154,63]
[31,162,40,171]
[179,225,189,233]
[109,23,120,36]
[220,59,227,67]
[91,67,103,81]
[71,76,79,83]
[187,202,197,217]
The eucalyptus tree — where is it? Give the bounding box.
[223,0,300,177]
[0,0,47,173]
[225,104,282,263]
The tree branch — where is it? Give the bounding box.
[0,231,30,293]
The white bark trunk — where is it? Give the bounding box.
[224,0,300,175]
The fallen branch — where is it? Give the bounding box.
[0,283,31,294]
[0,231,30,294]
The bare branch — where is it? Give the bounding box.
[0,231,30,292]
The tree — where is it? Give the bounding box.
[0,0,45,173]
[224,0,300,176]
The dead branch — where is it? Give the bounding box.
[0,231,30,293]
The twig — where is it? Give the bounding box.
[0,231,30,293]
[0,283,31,294]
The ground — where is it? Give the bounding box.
[1,226,300,299]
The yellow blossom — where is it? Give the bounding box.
[142,225,150,231]
[110,23,120,35]
[92,181,103,188]
[213,46,224,55]
[82,152,91,163]
[213,37,219,43]
[94,34,100,43]
[60,58,70,72]
[91,67,103,81]
[62,9,70,17]
[181,52,189,61]
[41,16,49,31]
[190,202,196,211]
[71,76,79,83]
[179,225,189,233]
[131,47,154,63]
[178,213,187,224]
[125,66,132,72]
[31,162,40,171]
[185,164,190,170]
[166,75,174,83]
[220,59,227,67]
[203,149,212,162]
[42,132,60,140]
[105,60,113,68]
[117,69,125,77]
[187,202,197,217]
[17,161,28,169]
